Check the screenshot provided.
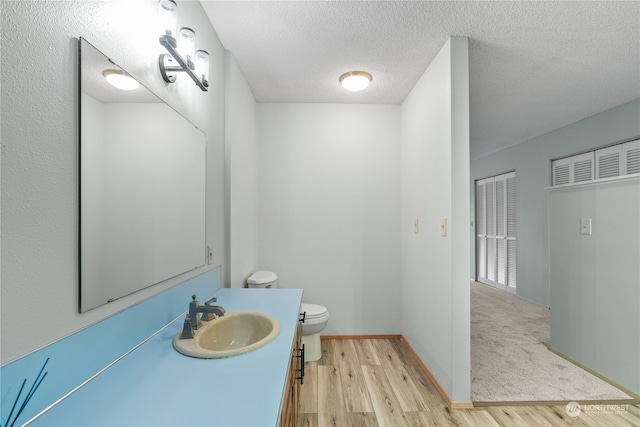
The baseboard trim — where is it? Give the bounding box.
[398,336,469,409]
[548,347,640,402]
[320,334,402,340]
[473,399,638,407]
[451,401,475,409]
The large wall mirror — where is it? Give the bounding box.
[79,38,206,312]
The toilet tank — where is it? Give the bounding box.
[247,270,278,288]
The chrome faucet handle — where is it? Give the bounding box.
[179,314,195,339]
[189,295,203,330]
[204,297,217,306]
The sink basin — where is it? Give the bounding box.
[173,311,280,358]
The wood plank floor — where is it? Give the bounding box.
[297,338,640,427]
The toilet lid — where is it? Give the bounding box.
[301,303,327,319]
[247,270,277,285]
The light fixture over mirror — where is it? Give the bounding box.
[158,0,209,91]
[339,71,372,92]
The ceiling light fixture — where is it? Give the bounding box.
[102,69,140,91]
[157,0,209,91]
[339,71,372,92]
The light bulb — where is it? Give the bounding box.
[179,27,196,68]
[339,71,372,92]
[158,0,177,38]
[195,50,210,86]
[102,70,139,91]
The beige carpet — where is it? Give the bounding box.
[471,281,634,403]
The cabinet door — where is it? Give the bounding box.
[623,139,640,175]
[504,172,517,292]
[278,367,293,427]
[596,145,622,179]
[572,152,595,183]
[278,323,303,427]
[552,157,571,185]
[495,174,506,288]
[476,176,495,286]
[486,177,497,284]
[552,152,594,185]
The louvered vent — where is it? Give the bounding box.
[553,163,570,185]
[486,182,494,236]
[495,179,505,236]
[497,239,505,284]
[573,159,594,182]
[477,237,486,278]
[476,184,485,235]
[507,240,516,287]
[597,153,620,178]
[487,238,496,281]
[506,176,516,237]
[626,147,640,175]
[555,140,639,186]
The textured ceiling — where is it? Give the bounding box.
[201,1,640,160]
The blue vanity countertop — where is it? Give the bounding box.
[32,288,303,427]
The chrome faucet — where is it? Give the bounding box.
[179,294,226,340]
[197,296,227,322]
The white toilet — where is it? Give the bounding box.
[299,303,329,362]
[246,270,278,288]
[247,271,329,362]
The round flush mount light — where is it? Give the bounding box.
[102,69,140,91]
[339,71,372,92]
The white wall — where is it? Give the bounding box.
[400,37,470,402]
[1,1,226,364]
[225,52,259,288]
[257,103,401,334]
[471,99,640,307]
[548,177,640,395]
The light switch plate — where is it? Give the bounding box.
[580,218,592,235]
[440,218,447,237]
[413,219,419,234]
